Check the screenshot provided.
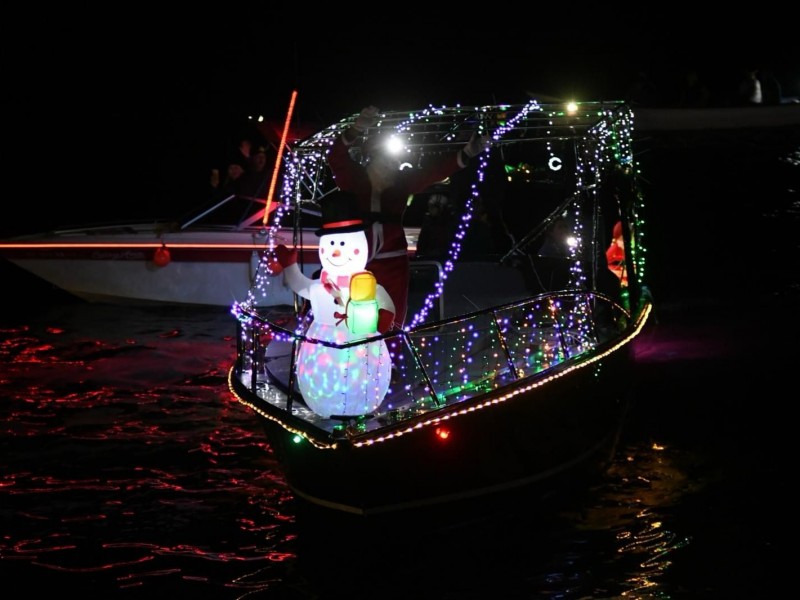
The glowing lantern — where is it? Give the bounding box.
[347,271,379,335]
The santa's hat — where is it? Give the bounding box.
[315,190,367,237]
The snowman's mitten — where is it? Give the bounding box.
[275,244,297,268]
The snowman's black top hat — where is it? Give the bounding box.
[316,190,368,237]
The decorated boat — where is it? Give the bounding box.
[229,100,653,516]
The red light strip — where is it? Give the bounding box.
[0,242,320,250]
[264,90,298,226]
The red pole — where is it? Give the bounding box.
[263,89,298,226]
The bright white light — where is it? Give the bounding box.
[566,235,578,249]
[385,135,405,155]
[566,101,578,114]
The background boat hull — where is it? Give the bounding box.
[5,246,322,307]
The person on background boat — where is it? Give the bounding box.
[233,137,252,165]
[238,145,272,200]
[327,105,490,332]
[208,136,252,201]
[737,65,763,106]
[209,158,248,199]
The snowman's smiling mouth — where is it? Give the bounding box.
[326,257,350,268]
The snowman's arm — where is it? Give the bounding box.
[282,264,314,299]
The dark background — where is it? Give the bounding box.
[6,8,797,233]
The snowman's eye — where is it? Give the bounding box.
[339,241,345,246]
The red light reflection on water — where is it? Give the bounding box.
[0,308,298,594]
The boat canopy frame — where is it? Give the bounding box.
[241,100,647,317]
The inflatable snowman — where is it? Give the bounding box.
[273,191,395,418]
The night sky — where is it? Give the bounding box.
[7,8,796,232]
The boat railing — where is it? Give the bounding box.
[179,194,238,230]
[233,289,629,434]
[175,192,324,234]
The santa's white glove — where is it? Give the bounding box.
[463,131,490,158]
[353,106,379,132]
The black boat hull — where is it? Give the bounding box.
[232,337,636,516]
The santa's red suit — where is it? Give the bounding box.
[328,136,462,330]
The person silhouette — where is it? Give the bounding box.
[737,65,763,106]
[238,145,272,199]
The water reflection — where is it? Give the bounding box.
[0,301,705,598]
[0,305,297,596]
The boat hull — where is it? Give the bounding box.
[1,224,421,307]
[232,338,634,516]
[1,227,327,307]
[7,253,294,307]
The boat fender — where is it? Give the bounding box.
[153,244,171,267]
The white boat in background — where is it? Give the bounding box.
[0,195,333,307]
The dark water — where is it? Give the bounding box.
[2,130,799,598]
